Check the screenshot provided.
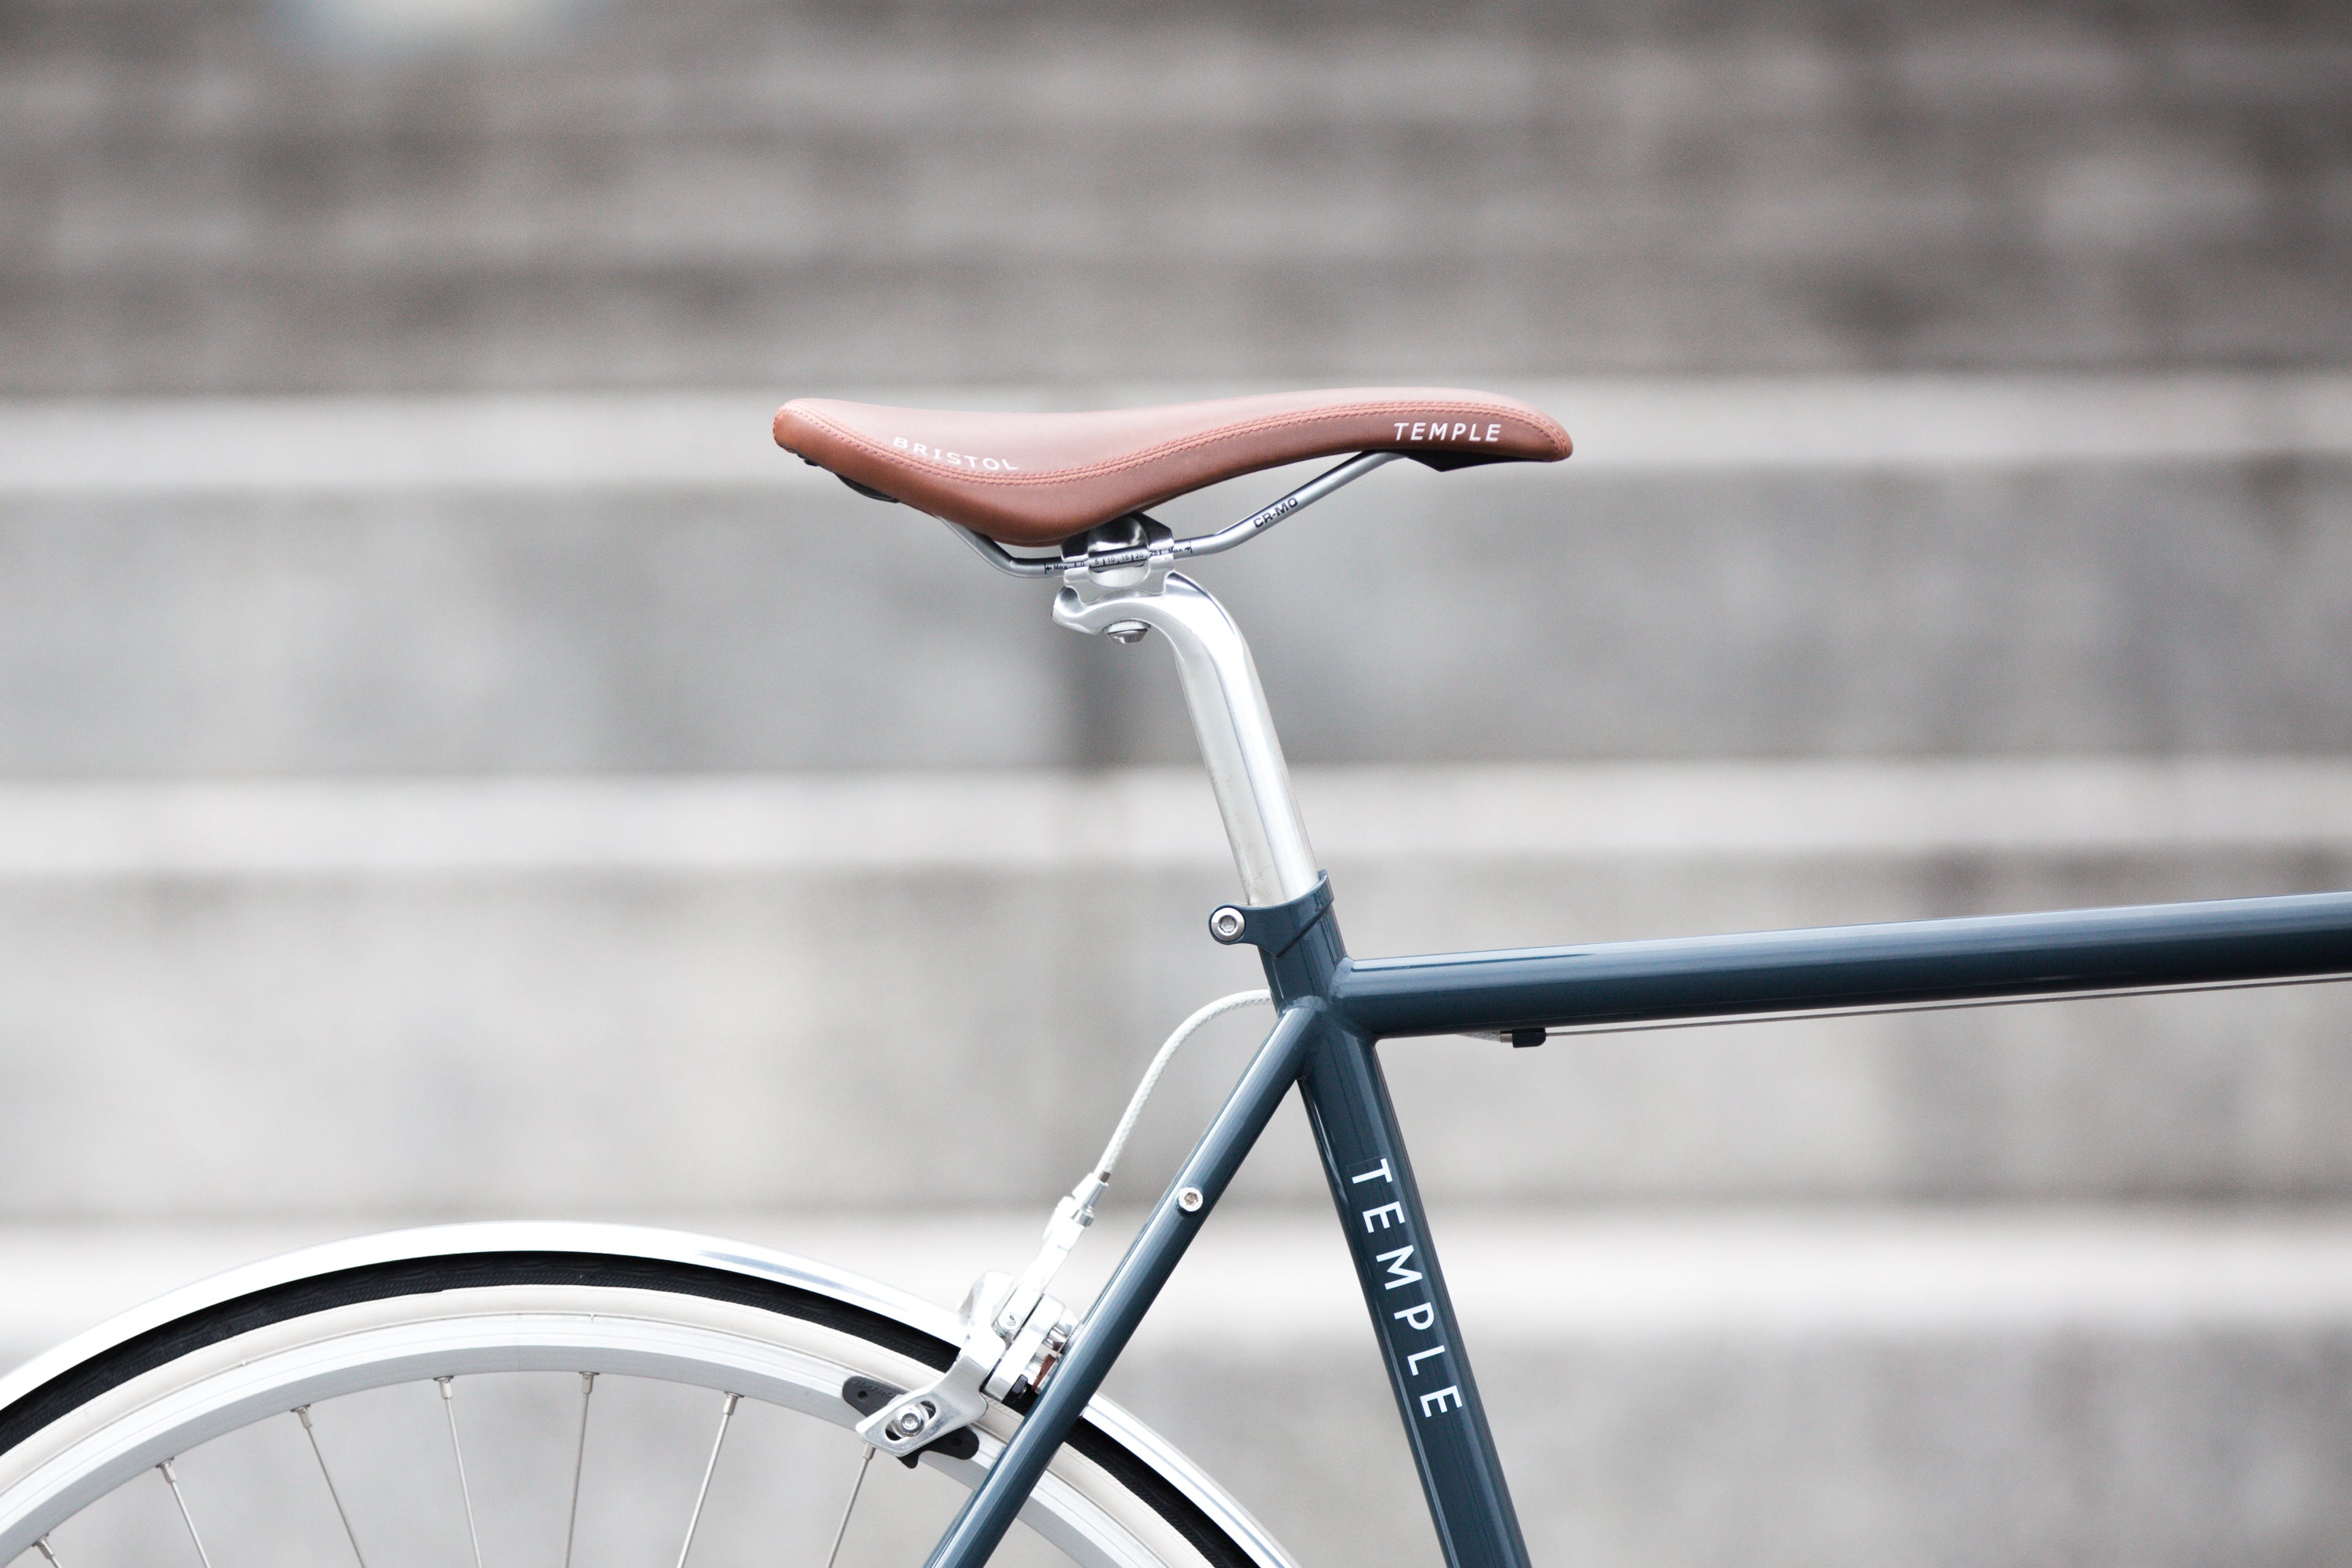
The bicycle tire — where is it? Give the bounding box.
[0,1226,1288,1568]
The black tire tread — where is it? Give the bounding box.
[0,1250,1258,1568]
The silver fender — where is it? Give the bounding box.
[0,1221,1298,1568]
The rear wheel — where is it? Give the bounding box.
[0,1248,1267,1568]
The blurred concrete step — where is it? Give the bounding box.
[24,256,2347,394]
[5,1206,2352,1568]
[0,376,2347,773]
[2,760,2350,1217]
[2,2,2346,389]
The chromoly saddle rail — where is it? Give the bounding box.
[949,452,1401,579]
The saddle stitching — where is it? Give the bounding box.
[789,399,1566,491]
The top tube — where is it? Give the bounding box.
[1332,890,2352,1040]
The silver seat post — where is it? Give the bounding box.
[1053,554,1319,906]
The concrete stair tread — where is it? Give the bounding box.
[13,1206,2351,1566]
[2,375,2346,493]
[12,1204,2352,1373]
[0,757,2347,1214]
[1,759,2350,876]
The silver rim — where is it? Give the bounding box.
[0,1283,1219,1568]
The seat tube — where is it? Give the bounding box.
[1297,1019,1534,1568]
[1059,561,1528,1564]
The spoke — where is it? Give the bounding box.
[295,1406,369,1568]
[671,1392,740,1568]
[33,1538,60,1568]
[157,1460,216,1568]
[560,1374,595,1568]
[436,1377,486,1568]
[819,1445,876,1568]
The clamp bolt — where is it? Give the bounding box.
[1177,1187,1204,1213]
[1208,907,1246,943]
[891,1404,931,1437]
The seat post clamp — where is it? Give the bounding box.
[1207,873,1334,957]
[1060,514,1174,604]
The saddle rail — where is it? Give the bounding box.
[948,451,1401,579]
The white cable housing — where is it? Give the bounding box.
[992,989,1274,1338]
[1094,989,1272,1185]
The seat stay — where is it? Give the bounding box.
[949,451,1402,579]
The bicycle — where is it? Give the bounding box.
[4,387,2349,1568]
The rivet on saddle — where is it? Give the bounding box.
[772,387,1573,550]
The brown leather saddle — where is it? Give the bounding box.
[773,387,1572,547]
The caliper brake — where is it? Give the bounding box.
[851,1270,1077,1461]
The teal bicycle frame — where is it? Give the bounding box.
[919,493,2352,1568]
[923,875,2352,1568]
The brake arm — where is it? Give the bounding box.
[854,1269,1078,1461]
[855,1273,1009,1458]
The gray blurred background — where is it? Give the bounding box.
[4,1,2352,1565]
